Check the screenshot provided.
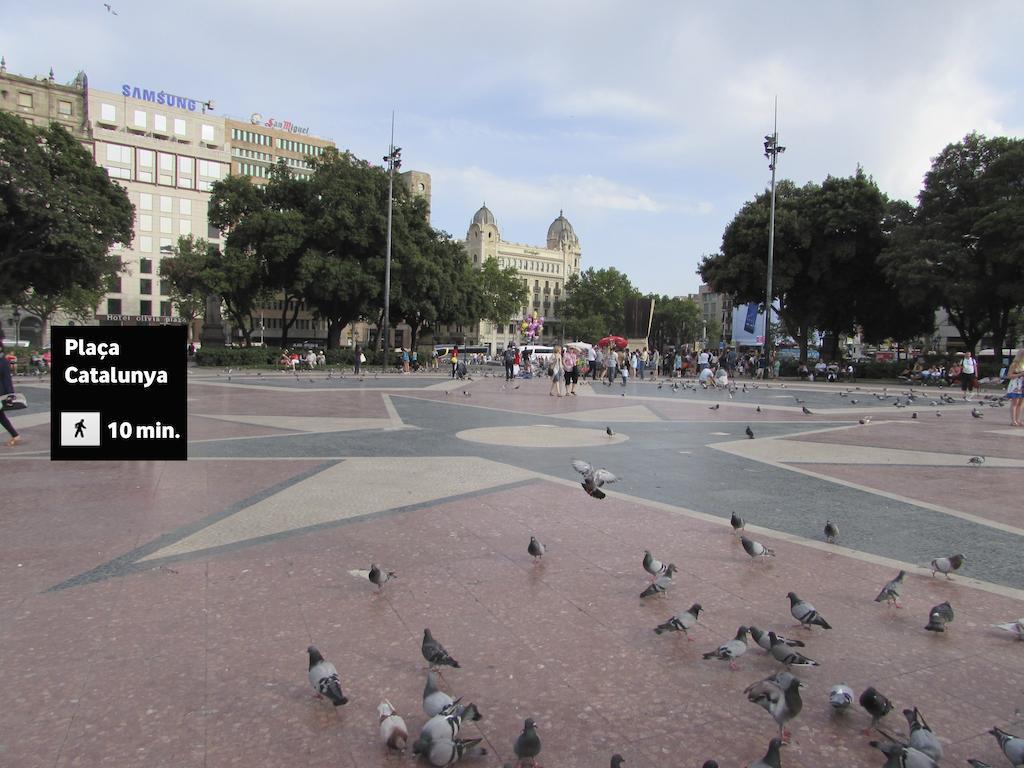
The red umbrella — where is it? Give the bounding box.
[597,335,628,350]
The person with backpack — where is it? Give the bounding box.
[503,344,516,381]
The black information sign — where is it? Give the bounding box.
[50,326,187,460]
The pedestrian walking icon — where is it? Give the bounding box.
[60,412,101,447]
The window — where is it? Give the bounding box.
[159,280,170,296]
[100,103,116,122]
[140,236,153,252]
[58,100,72,116]
[140,300,152,316]
[173,118,186,136]
[153,114,167,133]
[198,159,220,178]
[178,156,193,174]
[106,298,122,315]
[18,92,33,108]
[139,258,152,274]
[106,166,131,180]
[179,219,191,236]
[159,217,172,234]
[106,275,121,293]
[139,193,152,210]
[140,278,152,295]
[179,199,191,215]
[160,196,172,213]
[159,238,172,251]
[106,144,131,163]
[160,301,172,317]
[201,124,215,142]
[139,214,152,231]
[133,110,147,128]
[159,153,174,171]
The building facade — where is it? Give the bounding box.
[463,205,582,353]
[689,284,733,347]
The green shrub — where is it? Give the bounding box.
[194,347,279,367]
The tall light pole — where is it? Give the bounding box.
[381,113,401,371]
[762,99,785,378]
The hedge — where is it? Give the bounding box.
[194,346,393,368]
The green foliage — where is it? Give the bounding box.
[194,346,280,367]
[649,295,702,349]
[475,257,527,328]
[0,113,133,305]
[561,267,640,341]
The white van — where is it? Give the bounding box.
[523,345,555,365]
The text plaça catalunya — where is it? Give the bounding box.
[63,339,168,388]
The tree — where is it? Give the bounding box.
[476,257,528,331]
[0,113,133,311]
[14,284,104,346]
[561,267,640,342]
[880,133,1024,355]
[648,295,703,350]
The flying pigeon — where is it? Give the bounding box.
[859,686,893,734]
[802,406,813,415]
[640,564,678,598]
[378,699,408,753]
[750,626,804,652]
[930,554,965,578]
[748,737,784,768]
[787,592,832,629]
[514,718,541,768]
[730,512,745,534]
[741,536,776,560]
[528,536,545,561]
[746,673,804,741]
[925,602,954,633]
[968,455,985,466]
[643,550,670,580]
[572,458,618,499]
[422,670,457,718]
[874,570,907,608]
[307,646,348,706]
[824,520,839,543]
[654,602,702,639]
[709,404,720,410]
[994,618,1024,640]
[427,736,487,767]
[745,425,755,439]
[904,707,943,762]
[104,3,119,14]
[606,426,615,436]
[768,632,819,667]
[369,563,396,590]
[971,408,984,418]
[422,628,460,669]
[990,726,1024,766]
[702,625,749,670]
[829,683,855,711]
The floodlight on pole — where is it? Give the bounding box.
[381,113,401,371]
[762,98,786,377]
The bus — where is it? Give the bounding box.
[433,344,491,361]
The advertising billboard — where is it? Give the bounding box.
[731,303,765,346]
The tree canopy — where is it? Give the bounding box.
[561,267,640,342]
[648,294,702,350]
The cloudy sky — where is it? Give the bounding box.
[4,1,1022,296]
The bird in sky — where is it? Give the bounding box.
[104,3,119,14]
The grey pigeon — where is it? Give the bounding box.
[930,553,965,578]
[528,536,545,561]
[768,631,819,667]
[874,570,907,607]
[990,726,1024,766]
[904,707,943,762]
[746,673,804,741]
[369,563,396,590]
[307,646,348,706]
[750,626,804,651]
[972,408,984,418]
[572,458,618,499]
[859,416,871,424]
[606,426,614,436]
[741,536,775,559]
[859,686,893,734]
[967,760,994,768]
[654,603,702,639]
[802,406,813,415]
[748,736,784,768]
[422,628,460,669]
[730,512,745,534]
[378,699,408,753]
[925,601,954,633]
[514,718,541,767]
[422,670,457,717]
[787,592,832,629]
[824,520,839,543]
[415,703,482,757]
[612,756,626,768]
[870,741,938,768]
[968,455,985,466]
[828,683,854,711]
[702,762,718,768]
[994,618,1024,640]
[427,736,487,767]
[640,564,677,598]
[746,425,755,439]
[702,625,749,670]
[757,405,762,413]
[709,403,720,410]
[642,550,669,580]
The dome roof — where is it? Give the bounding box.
[547,210,578,248]
[472,203,497,227]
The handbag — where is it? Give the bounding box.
[1,393,27,410]
[359,353,366,363]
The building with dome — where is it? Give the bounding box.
[463,205,583,352]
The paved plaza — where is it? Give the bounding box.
[2,369,1023,767]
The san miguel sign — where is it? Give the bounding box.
[250,113,310,135]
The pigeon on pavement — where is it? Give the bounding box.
[768,632,819,667]
[709,403,720,410]
[757,405,762,413]
[994,618,1024,640]
[870,740,938,768]
[654,603,702,639]
[606,426,615,436]
[824,520,839,544]
[859,416,871,424]
[859,686,893,734]
[640,564,678,598]
[572,458,618,499]
[528,536,545,561]
[787,592,832,629]
[307,646,348,706]
[750,626,804,651]
[422,628,460,669]
[422,670,457,718]
[746,672,804,741]
[829,683,855,711]
[972,408,984,418]
[741,536,776,560]
[514,718,541,768]
[925,601,954,633]
[746,425,755,439]
[369,563,396,590]
[643,550,669,580]
[874,570,907,607]
[747,737,783,768]
[611,755,626,768]
[967,760,994,768]
[427,736,487,766]
[968,455,985,466]
[930,553,965,578]
[730,512,746,534]
[989,726,1024,765]
[702,625,749,670]
[904,707,943,762]
[415,703,482,757]
[378,699,408,753]
[802,406,813,415]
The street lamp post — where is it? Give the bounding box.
[381,113,401,372]
[12,307,21,345]
[762,100,786,378]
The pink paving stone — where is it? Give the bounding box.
[187,415,298,442]
[188,381,393,418]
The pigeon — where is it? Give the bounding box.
[422,628,460,669]
[904,707,943,762]
[794,397,805,404]
[859,417,871,425]
[930,554,965,578]
[802,406,813,415]
[572,459,618,499]
[925,601,954,633]
[378,699,408,753]
[746,425,755,439]
[750,626,804,651]
[829,683,855,711]
[869,740,938,768]
[912,412,918,419]
[427,737,487,766]
[787,592,832,629]
[967,760,994,768]
[730,512,746,534]
[768,632,819,667]
[990,726,1024,766]
[528,536,545,561]
[606,426,615,436]
[709,403,720,410]
[702,625,749,670]
[701,762,718,768]
[994,618,1024,640]
[756,405,762,413]
[612,755,626,768]
[824,520,839,544]
[741,536,775,560]
[850,399,860,404]
[415,703,482,756]
[968,455,985,466]
[972,408,984,418]
[307,646,348,706]
[422,670,457,718]
[748,737,783,768]
[859,686,893,734]
[642,550,670,580]
[654,603,702,639]
[874,570,907,607]
[640,564,677,598]
[514,718,541,768]
[746,672,804,741]
[104,3,119,14]
[369,563,396,590]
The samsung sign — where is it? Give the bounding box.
[121,84,201,112]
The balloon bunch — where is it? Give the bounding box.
[520,310,545,341]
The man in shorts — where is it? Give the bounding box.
[960,350,978,400]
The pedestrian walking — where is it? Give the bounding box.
[0,342,21,447]
[960,350,978,400]
[562,346,578,396]
[605,345,618,386]
[1006,345,1024,426]
[549,344,565,396]
[586,344,598,380]
[354,344,364,374]
[450,345,460,379]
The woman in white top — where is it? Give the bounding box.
[549,345,565,397]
